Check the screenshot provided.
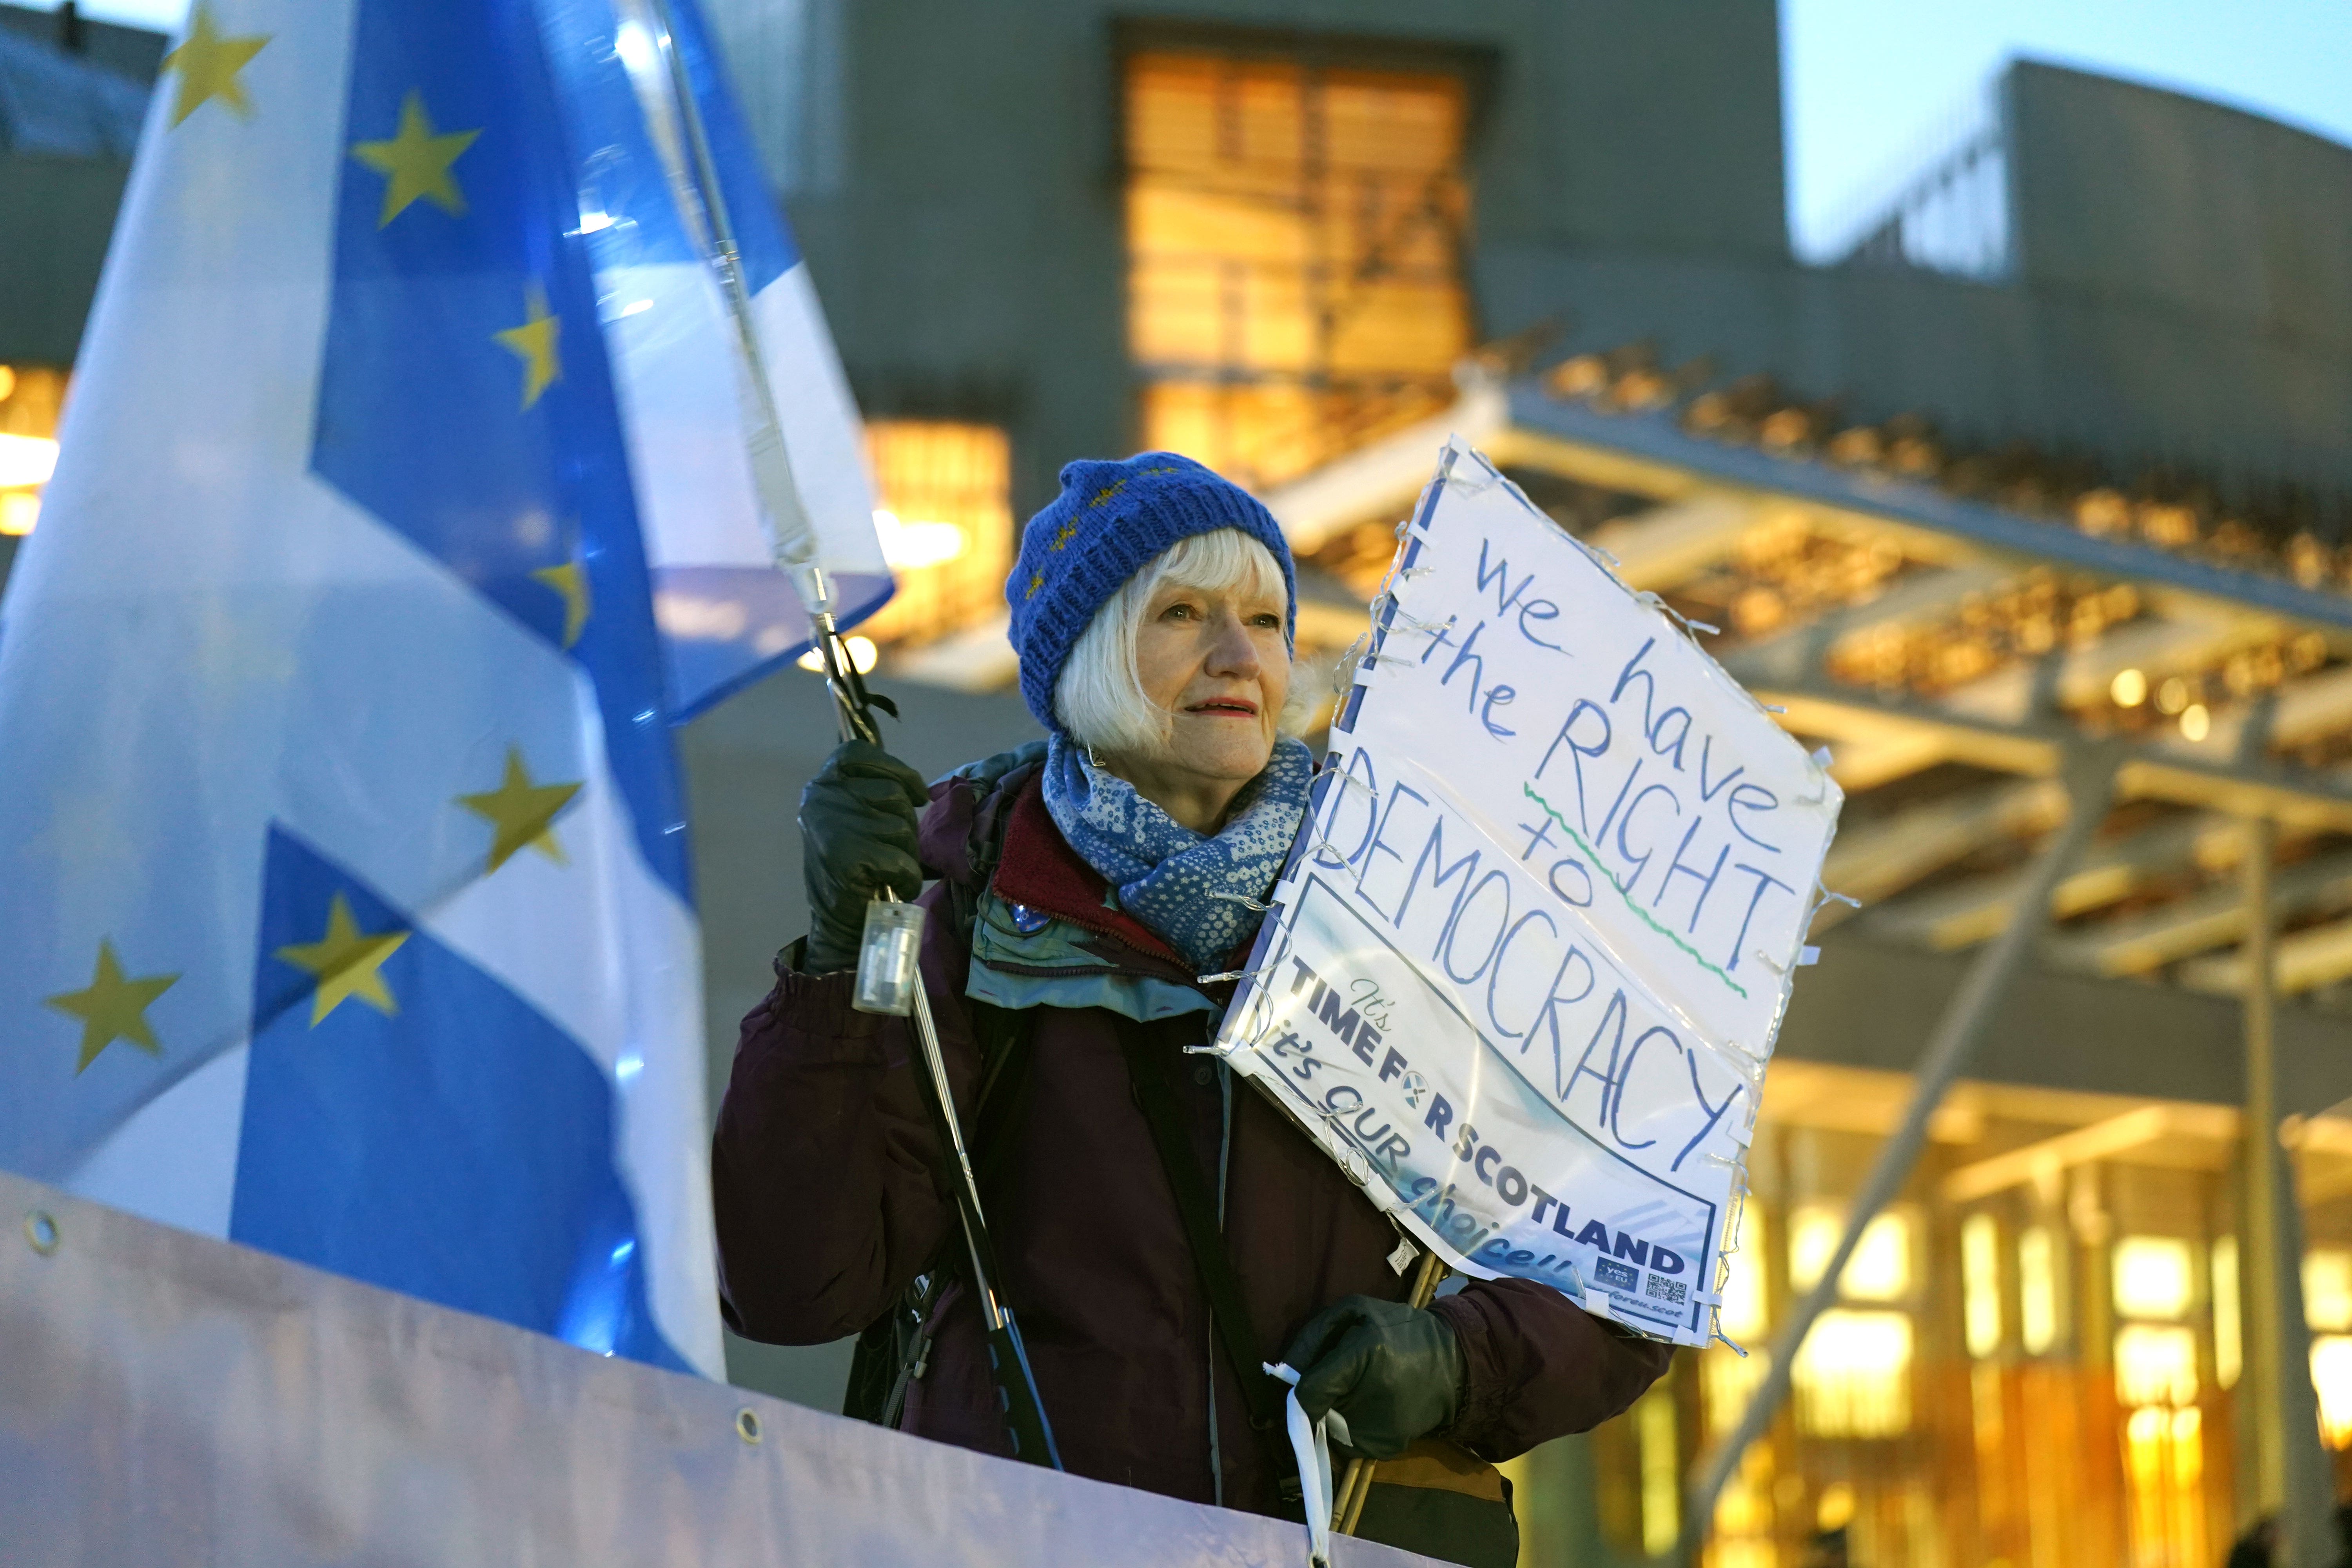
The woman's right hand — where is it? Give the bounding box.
[799,739,930,973]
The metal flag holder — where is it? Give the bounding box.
[616,0,1061,1470]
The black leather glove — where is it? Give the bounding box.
[1282,1294,1465,1460]
[799,739,929,974]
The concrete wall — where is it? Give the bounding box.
[0,3,167,84]
[0,153,127,364]
[1475,62,2352,512]
[0,3,154,366]
[2009,61,2352,362]
[701,0,1787,515]
[1477,235,2352,507]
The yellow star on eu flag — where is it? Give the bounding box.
[494,284,563,410]
[276,893,408,1026]
[531,561,591,649]
[47,940,180,1075]
[160,3,270,128]
[349,89,482,228]
[457,746,584,874]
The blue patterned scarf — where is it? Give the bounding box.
[1042,732,1313,973]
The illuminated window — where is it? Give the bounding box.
[1971,1360,2005,1454]
[1789,1204,1910,1301]
[2114,1324,2199,1408]
[1702,1208,1778,1568]
[0,364,66,537]
[2113,1236,2194,1321]
[1704,1345,1771,1432]
[2313,1336,2352,1449]
[2307,1249,2352,1332]
[1788,1207,1837,1293]
[1962,1212,2002,1357]
[1793,1308,1913,1437]
[1718,1205,1768,1343]
[853,421,1013,646]
[2212,1235,2241,1388]
[2018,1225,2061,1355]
[1705,1441,1779,1568]
[2123,1405,2206,1568]
[1124,49,1472,491]
[1637,1383,1680,1557]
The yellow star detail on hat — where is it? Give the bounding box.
[47,940,179,1074]
[457,746,583,873]
[276,893,409,1026]
[350,89,481,228]
[160,3,270,127]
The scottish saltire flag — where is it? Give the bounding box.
[546,0,886,719]
[0,0,886,1377]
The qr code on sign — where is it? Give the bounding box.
[1644,1274,1686,1304]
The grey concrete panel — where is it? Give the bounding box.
[2009,62,2352,354]
[1786,930,2352,1119]
[1476,240,2352,508]
[0,4,168,85]
[1470,64,2352,505]
[0,153,127,364]
[0,1168,1429,1568]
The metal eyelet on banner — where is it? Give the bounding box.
[23,1210,59,1255]
[734,1407,762,1445]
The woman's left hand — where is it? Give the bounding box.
[1281,1295,1464,1459]
[798,739,930,973]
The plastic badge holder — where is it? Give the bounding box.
[851,899,926,1016]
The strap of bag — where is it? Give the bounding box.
[848,759,1041,1431]
[1118,1031,1289,1447]
[843,898,1035,1429]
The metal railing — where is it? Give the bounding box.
[1813,80,2014,283]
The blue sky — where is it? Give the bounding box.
[48,0,2352,263]
[1782,0,2352,257]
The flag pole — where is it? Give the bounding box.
[620,0,876,743]
[616,0,1061,1468]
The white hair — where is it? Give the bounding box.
[1053,528,1312,755]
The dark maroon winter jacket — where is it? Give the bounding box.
[712,763,1671,1516]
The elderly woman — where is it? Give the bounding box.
[713,454,1670,1567]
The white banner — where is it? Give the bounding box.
[1214,441,1842,1344]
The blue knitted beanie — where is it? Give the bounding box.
[1005,452,1297,733]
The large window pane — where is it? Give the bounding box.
[1124,50,1472,490]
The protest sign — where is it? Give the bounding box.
[1213,440,1842,1344]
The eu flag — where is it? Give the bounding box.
[0,0,875,1374]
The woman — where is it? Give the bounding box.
[713,453,1670,1567]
